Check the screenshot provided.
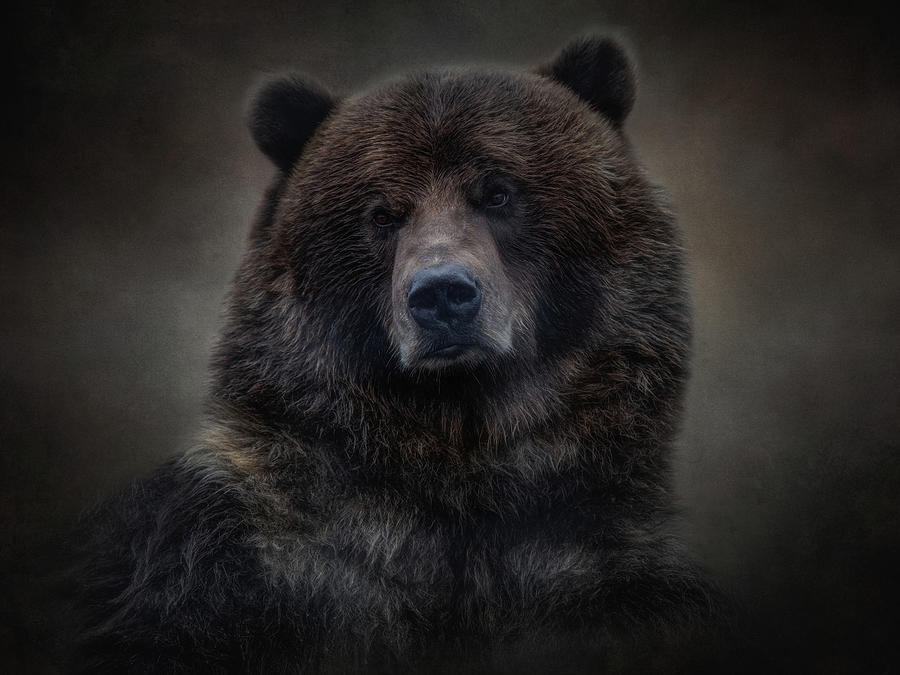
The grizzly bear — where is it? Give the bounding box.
[74,36,721,673]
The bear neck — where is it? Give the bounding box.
[207,339,685,507]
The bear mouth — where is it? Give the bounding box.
[428,343,475,359]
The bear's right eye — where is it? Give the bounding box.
[372,210,397,228]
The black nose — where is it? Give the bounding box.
[407,263,482,331]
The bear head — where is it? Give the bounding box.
[214,36,688,457]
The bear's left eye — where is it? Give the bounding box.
[485,192,509,209]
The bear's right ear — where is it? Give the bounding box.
[249,75,336,172]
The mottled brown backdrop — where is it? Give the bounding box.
[3,0,898,671]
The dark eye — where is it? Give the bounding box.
[372,210,396,228]
[485,191,509,209]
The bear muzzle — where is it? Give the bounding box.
[390,211,520,368]
[407,263,483,358]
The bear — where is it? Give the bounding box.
[73,36,723,674]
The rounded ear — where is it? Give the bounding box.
[536,36,636,127]
[249,75,336,172]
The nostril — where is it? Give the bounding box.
[447,282,477,307]
[408,285,438,312]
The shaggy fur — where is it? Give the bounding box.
[73,36,722,673]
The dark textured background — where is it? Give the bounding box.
[3,0,898,671]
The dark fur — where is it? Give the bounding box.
[74,37,723,673]
[249,75,335,172]
[535,36,635,127]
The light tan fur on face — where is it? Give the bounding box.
[389,192,528,370]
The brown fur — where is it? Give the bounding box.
[73,37,724,674]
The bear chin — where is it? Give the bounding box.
[406,343,493,371]
[397,330,518,371]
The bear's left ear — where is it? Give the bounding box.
[249,75,337,172]
[536,36,636,127]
